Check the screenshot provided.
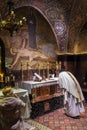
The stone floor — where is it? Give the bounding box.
[23,121,38,130]
[34,102,87,130]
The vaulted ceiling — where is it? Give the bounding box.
[0,0,87,53]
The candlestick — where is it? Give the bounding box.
[47,62,49,70]
[56,61,59,70]
[27,61,30,80]
[20,61,23,81]
[27,62,29,68]
[0,73,3,82]
[13,76,15,81]
[59,61,61,70]
[47,62,49,79]
[42,64,46,80]
[37,62,40,75]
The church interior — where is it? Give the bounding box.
[0,0,87,130]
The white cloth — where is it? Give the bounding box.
[58,71,85,117]
[58,71,84,102]
[63,91,85,117]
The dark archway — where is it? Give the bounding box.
[0,38,5,74]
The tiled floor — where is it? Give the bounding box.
[34,102,87,130]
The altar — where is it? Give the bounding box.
[0,88,31,119]
[18,78,64,118]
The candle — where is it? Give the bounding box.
[37,62,40,75]
[56,61,59,70]
[0,60,1,72]
[27,62,29,70]
[59,61,61,70]
[42,64,46,80]
[47,62,49,79]
[27,62,30,80]
[0,73,3,82]
[47,62,49,70]
[13,76,15,81]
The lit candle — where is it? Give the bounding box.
[19,20,23,25]
[11,10,14,15]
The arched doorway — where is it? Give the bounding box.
[0,38,5,75]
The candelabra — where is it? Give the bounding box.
[0,0,26,36]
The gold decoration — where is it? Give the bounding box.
[0,73,3,82]
[37,62,40,75]
[59,61,61,70]
[20,61,23,81]
[27,61,30,80]
[56,61,59,70]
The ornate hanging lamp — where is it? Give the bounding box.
[0,0,26,36]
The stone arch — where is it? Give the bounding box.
[13,0,68,52]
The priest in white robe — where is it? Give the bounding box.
[58,71,85,118]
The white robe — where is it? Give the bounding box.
[58,71,85,117]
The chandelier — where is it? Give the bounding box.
[0,0,26,36]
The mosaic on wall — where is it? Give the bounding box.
[45,3,68,52]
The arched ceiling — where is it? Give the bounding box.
[0,0,87,54]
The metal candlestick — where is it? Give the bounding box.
[21,62,23,81]
[27,62,30,80]
[37,62,40,75]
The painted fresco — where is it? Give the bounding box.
[0,26,57,71]
[74,22,87,53]
[0,0,87,82]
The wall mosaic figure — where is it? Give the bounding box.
[27,9,37,49]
